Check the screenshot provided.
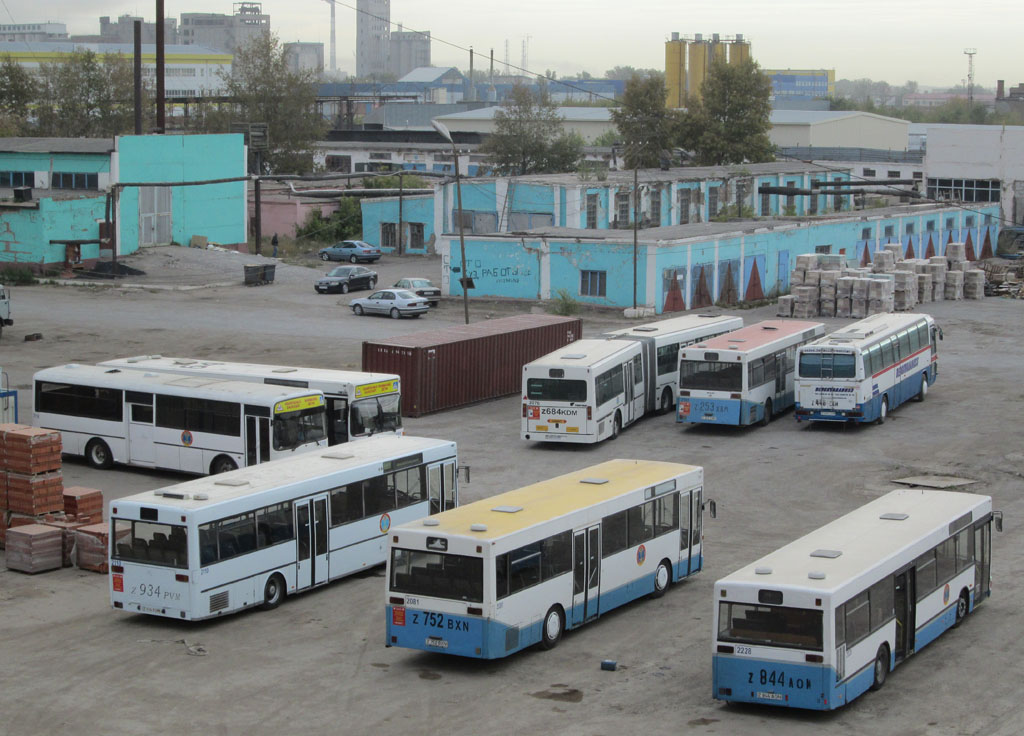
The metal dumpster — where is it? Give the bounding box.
[243,264,262,286]
[261,264,276,283]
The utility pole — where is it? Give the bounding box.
[432,120,470,324]
[964,48,977,107]
[632,167,639,310]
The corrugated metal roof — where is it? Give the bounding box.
[397,66,463,83]
[437,106,612,122]
[0,137,114,154]
[770,110,908,126]
[366,314,579,349]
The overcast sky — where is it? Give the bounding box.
[28,0,1016,88]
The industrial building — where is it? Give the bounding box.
[664,32,751,107]
[389,28,431,79]
[179,3,269,53]
[70,15,177,44]
[433,106,616,143]
[768,110,909,151]
[356,0,391,78]
[762,69,835,105]
[284,42,325,74]
[0,22,68,42]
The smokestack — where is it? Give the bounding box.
[997,80,1005,99]
[134,20,142,134]
[468,48,475,102]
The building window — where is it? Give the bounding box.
[51,172,98,190]
[678,189,691,224]
[760,190,770,216]
[809,181,820,215]
[408,222,424,248]
[615,192,631,225]
[863,168,876,178]
[325,155,351,173]
[648,189,661,225]
[926,178,1000,203]
[912,172,924,181]
[785,181,796,210]
[926,220,935,232]
[814,245,832,254]
[966,216,975,227]
[905,223,915,235]
[708,186,719,217]
[369,152,392,160]
[884,225,894,238]
[945,217,954,230]
[984,214,993,226]
[381,223,397,248]
[861,227,871,240]
[833,176,844,211]
[580,270,607,297]
[586,193,599,229]
[0,171,32,187]
[887,170,901,179]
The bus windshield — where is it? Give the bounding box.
[111,519,188,569]
[273,406,327,451]
[390,548,484,602]
[526,378,587,402]
[680,360,744,392]
[799,352,857,379]
[350,394,402,437]
[718,602,823,651]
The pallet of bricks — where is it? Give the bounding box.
[780,245,985,319]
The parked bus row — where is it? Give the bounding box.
[521,313,943,444]
[107,442,1000,712]
[33,359,404,476]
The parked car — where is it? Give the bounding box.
[314,265,377,294]
[393,277,441,307]
[350,289,429,319]
[318,240,381,263]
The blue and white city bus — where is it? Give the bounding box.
[385,459,708,658]
[795,313,941,424]
[712,489,1000,710]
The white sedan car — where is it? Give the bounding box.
[350,289,429,319]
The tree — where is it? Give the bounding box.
[34,51,142,137]
[610,73,679,169]
[680,59,774,166]
[0,55,35,133]
[604,66,660,81]
[478,83,583,175]
[219,34,326,173]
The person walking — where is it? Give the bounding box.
[271,233,279,258]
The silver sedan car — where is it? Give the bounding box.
[350,289,429,319]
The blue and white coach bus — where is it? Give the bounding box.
[795,313,941,424]
[385,459,708,658]
[712,488,1000,710]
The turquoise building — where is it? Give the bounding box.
[359,194,434,254]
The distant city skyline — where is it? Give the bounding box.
[26,0,1016,88]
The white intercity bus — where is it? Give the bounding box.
[385,459,709,658]
[100,355,403,446]
[523,315,743,444]
[713,488,1000,710]
[33,364,327,475]
[110,435,460,620]
[677,320,825,427]
[795,313,941,425]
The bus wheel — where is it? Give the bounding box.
[541,605,564,650]
[917,374,929,402]
[611,413,622,440]
[760,399,773,427]
[953,589,969,627]
[652,559,672,598]
[659,388,673,414]
[85,438,113,469]
[261,573,286,610]
[211,455,238,475]
[876,396,888,425]
[870,644,889,691]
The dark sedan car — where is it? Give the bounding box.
[314,265,377,294]
[393,277,441,307]
[318,240,381,263]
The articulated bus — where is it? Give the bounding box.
[713,489,1000,710]
[522,315,742,444]
[110,435,459,621]
[34,364,327,475]
[794,313,941,425]
[677,320,825,427]
[385,459,708,659]
[100,356,403,446]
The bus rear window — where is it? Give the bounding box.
[526,378,587,403]
[111,519,188,569]
[718,602,823,651]
[390,548,483,602]
[799,352,856,379]
[680,360,743,392]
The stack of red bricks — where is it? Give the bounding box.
[1,425,64,538]
[5,524,63,573]
[76,523,121,573]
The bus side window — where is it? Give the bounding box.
[917,323,929,351]
[680,493,690,550]
[908,326,920,353]
[692,490,702,547]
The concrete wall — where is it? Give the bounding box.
[0,196,107,271]
[436,204,1000,313]
[252,197,339,240]
[113,134,247,254]
[360,194,434,253]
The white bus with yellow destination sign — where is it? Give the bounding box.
[100,356,403,446]
[33,364,328,475]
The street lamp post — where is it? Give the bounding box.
[432,120,471,325]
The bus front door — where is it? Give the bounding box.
[294,494,330,591]
[428,460,458,514]
[894,569,916,660]
[326,397,348,445]
[622,361,635,425]
[245,414,271,467]
[690,488,703,573]
[571,525,601,626]
[974,522,991,602]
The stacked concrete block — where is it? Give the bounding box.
[5,524,63,573]
[868,278,895,315]
[790,269,805,286]
[803,270,821,287]
[818,270,840,317]
[946,242,966,266]
[927,261,947,301]
[793,286,820,318]
[894,271,918,311]
[776,295,795,317]
[917,273,933,303]
[964,269,986,299]
[796,254,820,271]
[873,250,896,273]
[819,254,845,270]
[945,270,964,300]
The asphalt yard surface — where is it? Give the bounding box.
[1,246,1022,736]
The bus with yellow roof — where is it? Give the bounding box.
[384,459,709,658]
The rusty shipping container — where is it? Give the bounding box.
[363,315,583,417]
